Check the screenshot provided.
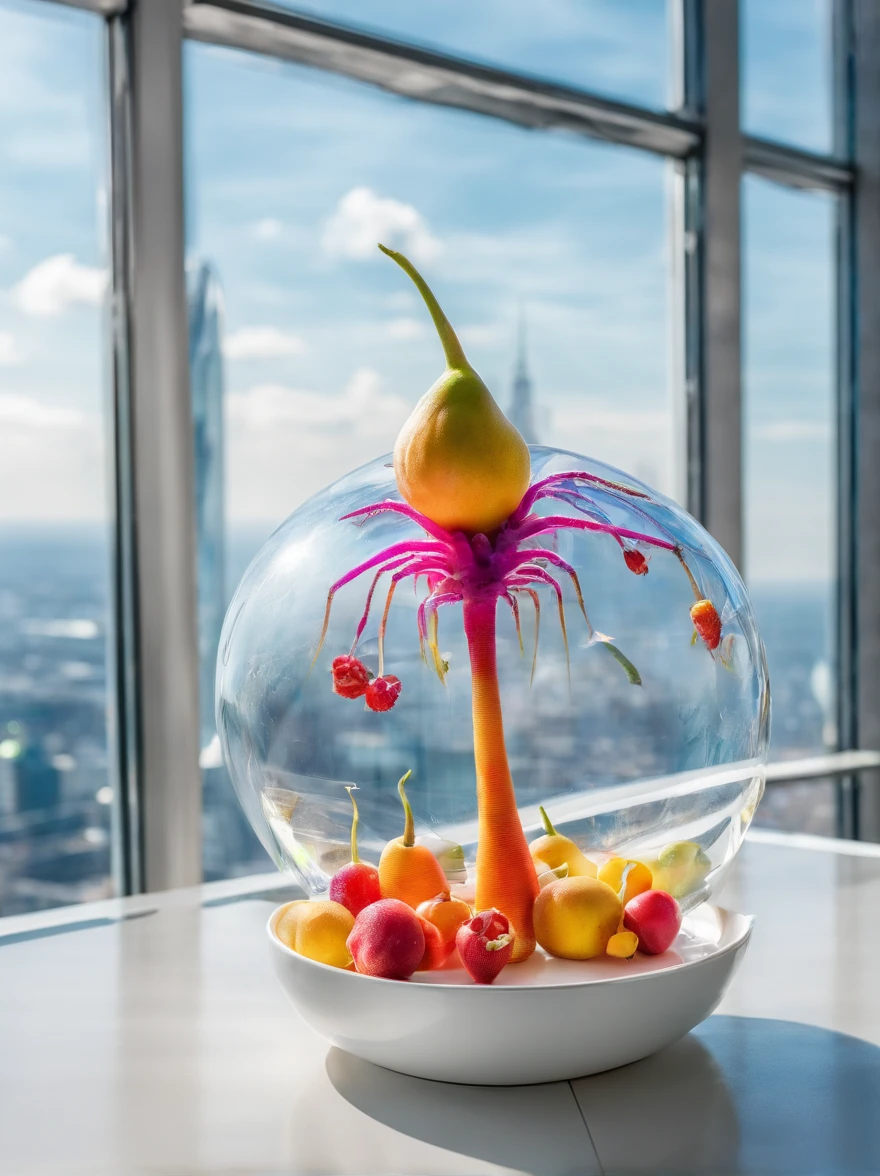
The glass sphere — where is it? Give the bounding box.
[217,447,769,908]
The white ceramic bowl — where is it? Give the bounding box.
[267,903,752,1085]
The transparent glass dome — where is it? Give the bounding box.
[217,447,769,908]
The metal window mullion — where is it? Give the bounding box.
[106,0,202,891]
[692,0,743,567]
[184,0,700,158]
[851,0,880,841]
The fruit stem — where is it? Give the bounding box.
[398,769,415,848]
[464,593,539,962]
[539,805,558,837]
[345,784,360,863]
[378,243,469,371]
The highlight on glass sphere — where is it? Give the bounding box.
[217,245,770,984]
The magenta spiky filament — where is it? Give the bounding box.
[312,469,716,696]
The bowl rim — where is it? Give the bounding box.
[267,900,753,993]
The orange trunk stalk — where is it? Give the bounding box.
[463,595,539,962]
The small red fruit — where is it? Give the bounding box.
[415,915,448,971]
[347,898,425,979]
[330,861,381,917]
[329,785,381,917]
[455,909,514,984]
[690,599,722,651]
[332,655,372,699]
[623,548,649,575]
[365,674,402,712]
[623,890,682,955]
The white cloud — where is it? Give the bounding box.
[0,393,103,521]
[225,368,410,523]
[251,218,283,241]
[0,331,21,365]
[384,316,427,342]
[223,325,305,360]
[322,187,441,263]
[0,394,83,429]
[12,254,107,317]
[753,420,829,442]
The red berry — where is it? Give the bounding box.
[690,599,722,650]
[331,655,371,699]
[347,898,425,979]
[455,908,514,984]
[623,890,682,955]
[329,861,381,917]
[623,548,649,575]
[365,674,402,712]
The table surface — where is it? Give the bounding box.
[2,828,880,1176]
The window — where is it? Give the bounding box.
[185,43,675,877]
[0,0,114,914]
[0,0,875,910]
[743,176,839,835]
[741,0,835,153]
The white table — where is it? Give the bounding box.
[2,830,880,1175]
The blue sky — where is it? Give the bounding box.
[0,0,836,586]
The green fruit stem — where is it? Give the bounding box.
[345,785,360,864]
[378,244,468,371]
[398,769,415,848]
[539,805,558,837]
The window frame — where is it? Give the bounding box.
[27,0,880,888]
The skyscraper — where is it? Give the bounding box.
[508,308,539,445]
[188,260,226,750]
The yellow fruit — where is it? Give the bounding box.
[275,899,354,969]
[597,857,653,904]
[645,841,711,899]
[381,245,530,535]
[606,930,639,959]
[533,877,623,960]
[530,806,597,878]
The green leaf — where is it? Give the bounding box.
[601,641,642,686]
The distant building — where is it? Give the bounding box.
[508,308,539,445]
[188,261,226,750]
[0,736,60,814]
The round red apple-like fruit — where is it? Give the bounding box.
[623,890,682,955]
[329,860,382,917]
[347,898,425,979]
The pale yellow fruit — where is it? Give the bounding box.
[275,899,354,969]
[381,244,530,536]
[597,857,653,904]
[529,806,597,879]
[533,877,623,960]
[606,930,639,959]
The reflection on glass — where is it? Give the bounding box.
[743,175,837,832]
[185,43,675,878]
[741,0,834,154]
[0,1,113,914]
[273,0,671,110]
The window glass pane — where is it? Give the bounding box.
[741,0,834,154]
[186,45,675,879]
[271,0,671,110]
[0,1,114,913]
[743,175,837,832]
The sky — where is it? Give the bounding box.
[0,0,837,587]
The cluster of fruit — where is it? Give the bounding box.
[274,776,709,984]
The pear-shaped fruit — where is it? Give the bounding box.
[380,244,530,535]
[378,770,448,908]
[529,806,597,878]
